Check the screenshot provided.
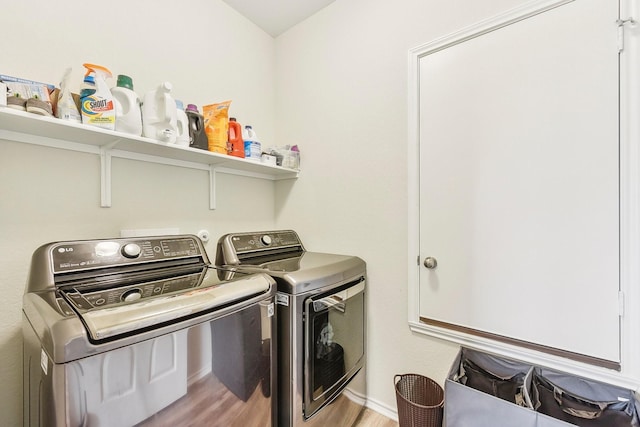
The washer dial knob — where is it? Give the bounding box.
[122,289,142,302]
[122,243,142,258]
[261,235,272,246]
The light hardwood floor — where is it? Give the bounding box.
[134,369,399,427]
[354,408,399,427]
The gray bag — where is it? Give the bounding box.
[445,348,640,427]
[532,368,640,427]
[461,356,528,405]
[445,348,536,427]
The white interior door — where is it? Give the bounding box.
[418,0,620,363]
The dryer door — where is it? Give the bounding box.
[303,277,365,419]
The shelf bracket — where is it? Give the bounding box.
[99,140,122,208]
[100,147,113,208]
[209,166,217,210]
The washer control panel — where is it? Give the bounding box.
[63,271,203,310]
[51,236,203,273]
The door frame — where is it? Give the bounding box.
[407,0,640,388]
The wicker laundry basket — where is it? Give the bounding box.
[395,374,444,427]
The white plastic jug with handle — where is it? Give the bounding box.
[111,74,142,136]
[243,125,261,161]
[142,82,178,143]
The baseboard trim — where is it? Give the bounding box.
[365,396,399,422]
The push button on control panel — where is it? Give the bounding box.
[121,243,142,259]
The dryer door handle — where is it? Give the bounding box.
[310,280,365,313]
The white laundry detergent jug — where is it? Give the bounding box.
[141,82,178,143]
[111,74,142,136]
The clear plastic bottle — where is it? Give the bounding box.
[56,68,81,123]
[110,74,142,136]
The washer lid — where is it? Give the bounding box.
[23,268,275,362]
[235,252,366,294]
[77,269,271,341]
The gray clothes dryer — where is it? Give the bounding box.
[216,230,367,427]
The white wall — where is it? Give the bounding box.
[0,1,277,425]
[0,0,570,424]
[274,0,533,415]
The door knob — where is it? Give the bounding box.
[423,257,438,269]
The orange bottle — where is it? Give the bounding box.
[227,117,244,158]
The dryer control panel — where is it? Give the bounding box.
[230,230,301,253]
[216,230,304,265]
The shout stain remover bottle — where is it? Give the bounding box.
[80,63,115,130]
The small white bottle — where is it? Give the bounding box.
[141,82,178,143]
[174,99,190,147]
[243,125,261,161]
[111,74,142,136]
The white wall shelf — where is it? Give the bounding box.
[0,108,298,209]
